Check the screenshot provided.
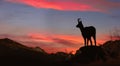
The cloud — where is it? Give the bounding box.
[6,0,120,12]
[52,38,79,47]
[110,15,120,19]
[28,33,82,47]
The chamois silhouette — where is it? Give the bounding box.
[76,18,96,46]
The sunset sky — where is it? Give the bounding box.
[0,0,120,53]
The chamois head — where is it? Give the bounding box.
[76,18,83,28]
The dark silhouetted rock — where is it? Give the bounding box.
[102,40,120,58]
[71,46,106,64]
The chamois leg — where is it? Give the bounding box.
[93,35,96,46]
[84,38,87,46]
[87,39,89,46]
[90,38,93,46]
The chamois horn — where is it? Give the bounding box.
[77,18,81,22]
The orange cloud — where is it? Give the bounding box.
[28,33,54,43]
[27,33,83,47]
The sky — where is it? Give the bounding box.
[0,0,120,53]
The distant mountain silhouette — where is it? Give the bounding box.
[33,46,46,53]
[0,38,46,56]
[0,38,49,66]
[0,38,70,66]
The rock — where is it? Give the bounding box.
[71,46,106,64]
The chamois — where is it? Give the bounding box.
[76,18,96,46]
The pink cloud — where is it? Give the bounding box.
[6,0,120,12]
